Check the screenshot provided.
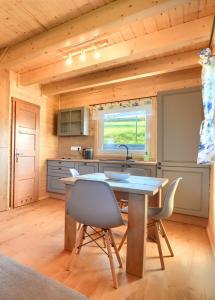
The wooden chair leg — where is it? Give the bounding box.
[159,220,174,257]
[104,230,118,289]
[118,227,128,251]
[154,221,165,270]
[77,225,87,254]
[108,229,122,268]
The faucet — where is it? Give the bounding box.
[119,144,132,161]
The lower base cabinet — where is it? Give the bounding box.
[47,160,99,194]
[157,166,209,218]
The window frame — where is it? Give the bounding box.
[96,107,152,158]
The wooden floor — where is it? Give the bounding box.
[0,198,215,300]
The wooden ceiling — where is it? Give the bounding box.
[0,0,215,94]
[0,0,114,48]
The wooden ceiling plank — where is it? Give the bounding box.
[41,49,200,95]
[129,20,146,38]
[183,1,199,22]
[19,15,212,86]
[142,16,157,34]
[155,10,170,30]
[169,5,184,26]
[0,0,187,68]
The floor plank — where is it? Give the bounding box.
[0,198,215,300]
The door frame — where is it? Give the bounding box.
[11,98,40,208]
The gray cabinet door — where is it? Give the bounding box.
[47,160,78,194]
[157,166,209,217]
[48,176,65,194]
[157,87,203,167]
[157,87,209,217]
[57,107,89,136]
[76,162,99,175]
[125,164,157,177]
[99,163,124,173]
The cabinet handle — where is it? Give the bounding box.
[84,162,87,166]
[58,161,62,164]
[157,162,162,166]
[58,167,62,170]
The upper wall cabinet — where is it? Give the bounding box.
[57,107,89,136]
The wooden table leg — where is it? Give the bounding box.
[64,185,77,251]
[126,193,148,278]
[148,188,162,240]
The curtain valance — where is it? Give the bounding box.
[91,97,153,120]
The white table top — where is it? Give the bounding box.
[60,173,168,196]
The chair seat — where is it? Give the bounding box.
[148,207,163,218]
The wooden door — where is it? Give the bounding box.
[13,99,40,207]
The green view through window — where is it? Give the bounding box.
[102,110,147,151]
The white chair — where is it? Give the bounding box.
[69,168,79,177]
[68,179,124,289]
[118,177,182,270]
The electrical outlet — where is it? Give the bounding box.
[70,146,81,152]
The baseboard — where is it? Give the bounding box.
[48,193,65,200]
[168,213,208,228]
[207,227,215,257]
[38,195,49,201]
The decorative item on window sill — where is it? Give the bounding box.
[91,97,153,120]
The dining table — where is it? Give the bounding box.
[60,173,168,278]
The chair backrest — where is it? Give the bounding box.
[124,167,145,176]
[69,168,79,177]
[67,179,123,229]
[154,177,182,220]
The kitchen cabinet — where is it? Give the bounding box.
[157,87,209,217]
[47,160,77,194]
[57,107,89,136]
[157,165,209,217]
[125,164,157,177]
[98,163,124,173]
[76,162,98,175]
[47,160,99,194]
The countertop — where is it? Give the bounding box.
[47,158,157,165]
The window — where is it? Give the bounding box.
[97,107,151,155]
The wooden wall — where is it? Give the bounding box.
[59,67,201,158]
[208,163,215,256]
[10,72,59,200]
[0,70,10,211]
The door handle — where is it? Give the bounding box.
[15,152,23,162]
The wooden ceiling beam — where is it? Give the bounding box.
[20,16,212,86]
[0,0,183,68]
[42,50,200,95]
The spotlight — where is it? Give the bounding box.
[93,48,101,60]
[65,53,73,65]
[79,50,87,62]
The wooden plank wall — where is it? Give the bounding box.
[208,163,215,256]
[0,69,10,211]
[58,67,201,158]
[10,71,59,201]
